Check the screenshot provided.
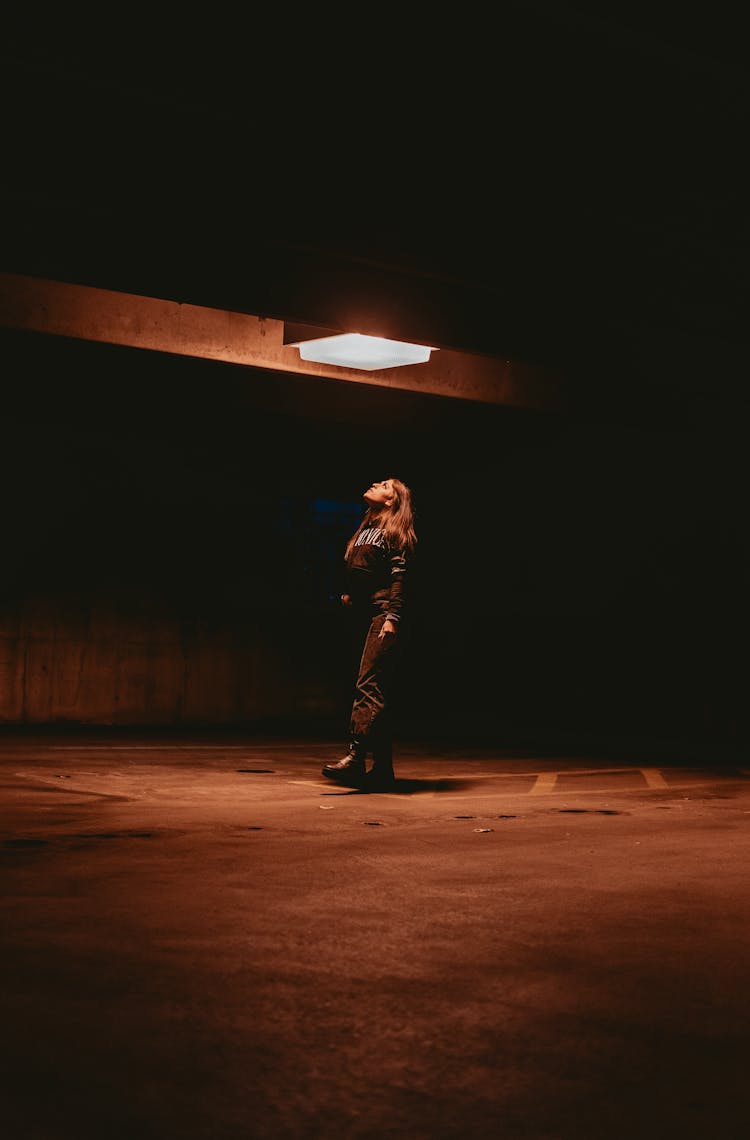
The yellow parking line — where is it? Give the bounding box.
[641,768,670,789]
[530,772,558,795]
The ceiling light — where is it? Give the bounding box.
[290,332,436,371]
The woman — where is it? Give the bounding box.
[322,477,417,790]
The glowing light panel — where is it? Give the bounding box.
[292,333,435,371]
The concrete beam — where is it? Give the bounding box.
[0,272,564,411]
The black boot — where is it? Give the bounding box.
[322,740,367,784]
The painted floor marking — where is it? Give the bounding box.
[434,767,650,781]
[642,768,670,789]
[531,772,558,795]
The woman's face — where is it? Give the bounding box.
[363,479,394,509]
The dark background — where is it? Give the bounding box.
[2,4,748,752]
[1,325,745,754]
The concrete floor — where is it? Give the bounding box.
[1,732,749,1139]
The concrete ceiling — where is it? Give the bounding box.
[3,5,749,421]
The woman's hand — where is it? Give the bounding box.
[379,618,397,640]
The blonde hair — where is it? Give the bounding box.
[345,477,417,560]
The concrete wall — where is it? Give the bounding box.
[0,598,316,726]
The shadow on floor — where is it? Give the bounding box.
[320,777,479,795]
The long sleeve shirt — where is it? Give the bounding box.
[344,526,408,624]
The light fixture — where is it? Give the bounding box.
[289,332,436,371]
